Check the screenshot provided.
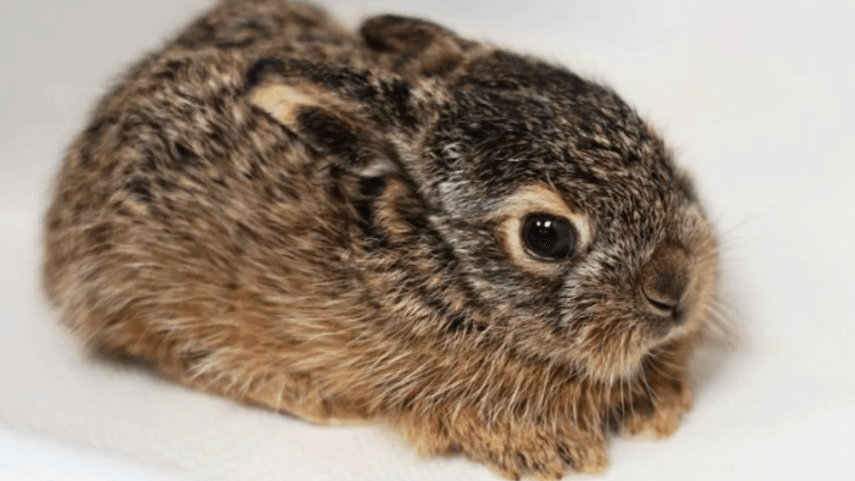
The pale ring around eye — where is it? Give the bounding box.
[494,183,593,275]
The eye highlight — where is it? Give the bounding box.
[522,214,577,261]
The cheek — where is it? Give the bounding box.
[574,313,652,379]
[558,272,662,378]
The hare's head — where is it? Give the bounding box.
[247,15,718,381]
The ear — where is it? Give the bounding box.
[246,58,398,178]
[360,15,472,77]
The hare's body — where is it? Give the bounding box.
[44,1,719,478]
[44,1,369,420]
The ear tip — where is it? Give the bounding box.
[359,15,409,51]
[359,27,392,52]
[360,14,450,53]
[361,14,425,33]
[362,14,415,26]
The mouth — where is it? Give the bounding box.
[575,299,708,383]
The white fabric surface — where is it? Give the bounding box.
[1,1,854,479]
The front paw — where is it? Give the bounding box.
[403,409,608,480]
[620,376,692,439]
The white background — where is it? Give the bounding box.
[1,1,854,480]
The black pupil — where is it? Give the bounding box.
[523,214,576,260]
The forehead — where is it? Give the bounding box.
[457,50,601,99]
[429,50,670,193]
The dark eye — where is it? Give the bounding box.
[522,214,577,261]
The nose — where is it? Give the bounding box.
[640,244,691,317]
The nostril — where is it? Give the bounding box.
[645,295,677,314]
[645,271,685,310]
[643,280,681,316]
[640,244,691,317]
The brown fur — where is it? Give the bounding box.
[43,1,720,478]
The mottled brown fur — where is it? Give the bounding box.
[43,1,720,478]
